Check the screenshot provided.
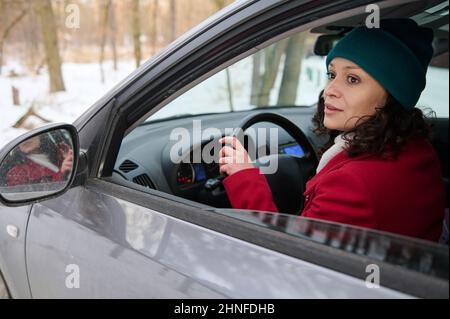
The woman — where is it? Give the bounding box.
[5,134,73,187]
[218,19,445,241]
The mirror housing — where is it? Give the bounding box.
[0,123,80,207]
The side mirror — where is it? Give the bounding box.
[313,34,343,56]
[0,123,79,206]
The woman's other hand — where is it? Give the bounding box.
[219,136,254,176]
[60,149,73,174]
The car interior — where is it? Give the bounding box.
[107,0,449,241]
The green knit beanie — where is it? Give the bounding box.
[326,19,434,111]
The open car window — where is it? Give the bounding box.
[418,52,449,118]
[114,27,324,218]
[145,29,324,123]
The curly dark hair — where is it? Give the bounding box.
[312,90,434,160]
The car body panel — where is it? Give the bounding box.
[0,205,32,298]
[25,187,411,298]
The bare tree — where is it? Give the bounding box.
[99,0,112,83]
[0,7,28,75]
[131,0,142,68]
[1,0,236,82]
[169,0,176,42]
[24,1,45,77]
[211,0,234,110]
[250,51,262,106]
[277,32,307,106]
[34,0,65,92]
[255,39,289,107]
[210,0,228,9]
[109,1,118,71]
[150,0,159,54]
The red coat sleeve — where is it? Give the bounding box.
[223,168,279,213]
[6,165,28,187]
[302,169,377,229]
[51,171,65,182]
[6,162,65,186]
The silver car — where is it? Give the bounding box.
[0,0,448,299]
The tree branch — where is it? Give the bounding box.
[1,8,28,43]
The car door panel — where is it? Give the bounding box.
[25,187,224,298]
[0,205,32,298]
[25,185,411,298]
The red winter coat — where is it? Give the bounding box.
[223,138,445,241]
[6,159,64,187]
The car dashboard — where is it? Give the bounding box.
[113,106,321,207]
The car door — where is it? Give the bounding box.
[0,205,32,298]
[23,0,448,299]
[28,178,435,298]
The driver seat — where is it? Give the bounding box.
[428,117,449,245]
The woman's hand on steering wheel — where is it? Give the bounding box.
[218,136,254,176]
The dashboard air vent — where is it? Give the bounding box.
[133,174,156,189]
[119,160,138,173]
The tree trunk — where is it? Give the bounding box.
[225,68,234,111]
[151,0,159,54]
[131,0,141,68]
[250,51,262,106]
[169,0,176,42]
[256,39,288,107]
[277,32,307,106]
[12,86,20,106]
[109,1,118,71]
[211,0,234,111]
[99,0,112,83]
[28,2,41,76]
[34,0,65,93]
[211,0,227,9]
[0,8,28,75]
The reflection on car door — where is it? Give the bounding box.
[25,187,225,298]
[24,182,411,298]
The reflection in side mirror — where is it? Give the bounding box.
[0,128,75,202]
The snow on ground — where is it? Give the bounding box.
[0,60,135,148]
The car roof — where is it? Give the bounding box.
[311,0,449,56]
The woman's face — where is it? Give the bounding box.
[323,57,389,131]
[19,136,41,154]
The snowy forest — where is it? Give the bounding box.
[0,0,233,146]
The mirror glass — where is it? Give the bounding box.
[0,129,74,202]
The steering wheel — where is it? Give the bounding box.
[231,112,319,215]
